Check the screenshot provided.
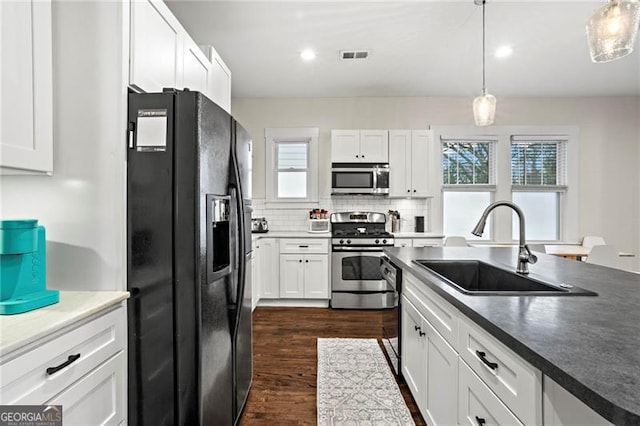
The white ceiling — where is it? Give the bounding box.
[166,1,640,98]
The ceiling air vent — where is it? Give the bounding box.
[340,50,370,61]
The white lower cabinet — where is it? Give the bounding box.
[458,360,524,426]
[0,306,126,424]
[401,297,426,405]
[255,238,280,299]
[400,270,549,425]
[401,296,457,426]
[279,254,329,299]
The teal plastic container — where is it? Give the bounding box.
[0,221,59,315]
[0,219,38,254]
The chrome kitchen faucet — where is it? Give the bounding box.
[471,201,537,274]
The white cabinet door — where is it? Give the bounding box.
[258,239,279,299]
[251,245,259,309]
[401,297,426,411]
[0,0,53,174]
[303,255,329,299]
[422,319,458,426]
[47,352,125,426]
[331,130,360,163]
[130,0,183,93]
[359,130,388,163]
[389,130,411,197]
[206,45,232,113]
[182,38,210,96]
[279,254,304,298]
[411,130,430,197]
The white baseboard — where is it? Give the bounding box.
[257,299,330,308]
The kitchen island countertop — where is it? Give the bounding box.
[384,246,640,425]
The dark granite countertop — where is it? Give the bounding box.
[384,247,640,425]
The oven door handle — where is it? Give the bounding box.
[332,247,387,252]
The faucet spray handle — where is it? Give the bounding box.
[524,245,537,265]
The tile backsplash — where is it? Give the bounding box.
[251,197,430,232]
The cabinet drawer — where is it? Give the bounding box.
[413,238,442,248]
[403,271,459,348]
[458,359,524,426]
[394,239,412,248]
[0,306,125,405]
[279,239,328,254]
[46,351,125,426]
[458,315,542,425]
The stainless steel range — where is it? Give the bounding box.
[330,212,397,309]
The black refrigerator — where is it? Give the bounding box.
[127,89,253,426]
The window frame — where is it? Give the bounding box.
[430,125,579,244]
[265,128,319,205]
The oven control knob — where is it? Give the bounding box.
[375,239,380,244]
[339,239,344,244]
[347,239,351,244]
[382,239,387,244]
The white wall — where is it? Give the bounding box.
[232,96,640,269]
[0,1,128,291]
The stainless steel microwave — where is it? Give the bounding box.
[331,164,389,195]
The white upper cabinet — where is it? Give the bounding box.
[331,130,361,163]
[331,130,388,163]
[182,37,211,96]
[130,0,232,112]
[129,0,182,93]
[204,45,232,113]
[359,130,389,162]
[389,130,430,197]
[389,130,411,196]
[0,0,53,174]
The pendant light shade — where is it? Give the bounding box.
[473,89,496,126]
[473,0,496,126]
[586,0,640,63]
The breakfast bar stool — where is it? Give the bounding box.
[585,245,618,268]
[582,235,606,248]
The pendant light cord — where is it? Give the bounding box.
[482,0,486,93]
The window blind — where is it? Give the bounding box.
[277,142,308,170]
[511,137,567,189]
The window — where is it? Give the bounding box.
[265,128,318,203]
[511,137,568,241]
[442,139,495,240]
[432,126,579,243]
[442,141,493,186]
[276,143,308,198]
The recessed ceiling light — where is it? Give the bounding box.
[495,45,513,58]
[300,49,316,61]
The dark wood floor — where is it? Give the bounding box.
[238,307,426,425]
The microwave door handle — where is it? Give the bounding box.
[372,169,377,190]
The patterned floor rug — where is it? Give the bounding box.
[317,338,415,426]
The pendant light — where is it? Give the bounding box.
[473,0,496,127]
[586,0,640,63]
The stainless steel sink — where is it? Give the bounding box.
[413,260,597,296]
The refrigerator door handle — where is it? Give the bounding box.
[230,156,247,336]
